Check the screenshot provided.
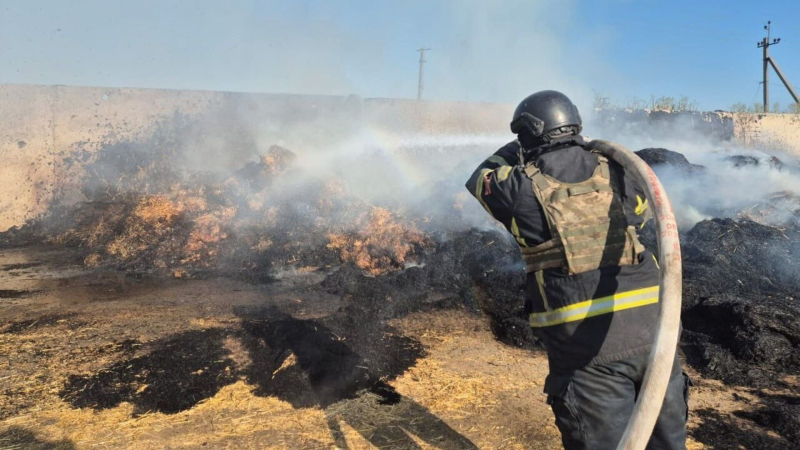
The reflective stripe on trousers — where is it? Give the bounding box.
[529,286,659,328]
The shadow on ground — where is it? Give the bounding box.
[58,305,476,448]
[236,305,422,408]
[1,313,80,334]
[60,328,237,414]
[691,391,800,450]
[236,306,477,449]
[0,427,75,450]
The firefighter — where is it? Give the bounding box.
[465,90,689,450]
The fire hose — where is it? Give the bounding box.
[585,140,683,450]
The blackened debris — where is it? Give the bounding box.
[680,218,800,386]
[635,148,706,174]
[1,313,78,335]
[237,306,424,408]
[726,154,785,171]
[0,290,39,299]
[60,328,237,414]
[691,407,790,450]
[734,392,800,443]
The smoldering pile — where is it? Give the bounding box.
[0,124,529,343]
[634,148,800,385]
[630,147,800,448]
[1,141,435,281]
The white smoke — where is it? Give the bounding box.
[589,116,800,230]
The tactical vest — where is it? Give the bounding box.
[520,153,645,276]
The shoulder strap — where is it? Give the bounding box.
[524,162,559,237]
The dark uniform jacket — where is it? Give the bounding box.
[465,135,660,374]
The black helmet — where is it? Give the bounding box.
[510,90,582,146]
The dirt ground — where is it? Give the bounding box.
[0,247,795,450]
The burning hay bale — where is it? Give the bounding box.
[1,134,444,281]
[326,207,433,276]
[48,194,237,271]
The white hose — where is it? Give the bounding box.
[586,140,683,450]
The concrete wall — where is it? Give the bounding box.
[591,109,737,143]
[1,85,217,230]
[0,85,57,230]
[732,112,800,156]
[592,108,800,156]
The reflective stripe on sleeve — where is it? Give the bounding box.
[529,286,659,328]
[510,217,527,247]
[485,155,510,166]
[496,165,513,182]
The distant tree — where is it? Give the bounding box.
[749,102,765,113]
[596,94,697,112]
[676,95,698,112]
[593,93,612,110]
[788,103,800,114]
[730,102,748,113]
[773,102,781,113]
[625,96,647,110]
[651,95,677,111]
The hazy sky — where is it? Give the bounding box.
[1,0,798,111]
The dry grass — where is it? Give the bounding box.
[0,305,560,449]
[3,382,334,449]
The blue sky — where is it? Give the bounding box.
[1,0,798,111]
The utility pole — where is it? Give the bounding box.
[759,21,774,112]
[757,21,800,112]
[417,47,430,100]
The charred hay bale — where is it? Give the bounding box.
[405,229,535,348]
[680,218,800,385]
[682,218,800,302]
[635,148,706,174]
[725,154,785,171]
[681,293,800,386]
[318,229,530,342]
[424,229,537,349]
